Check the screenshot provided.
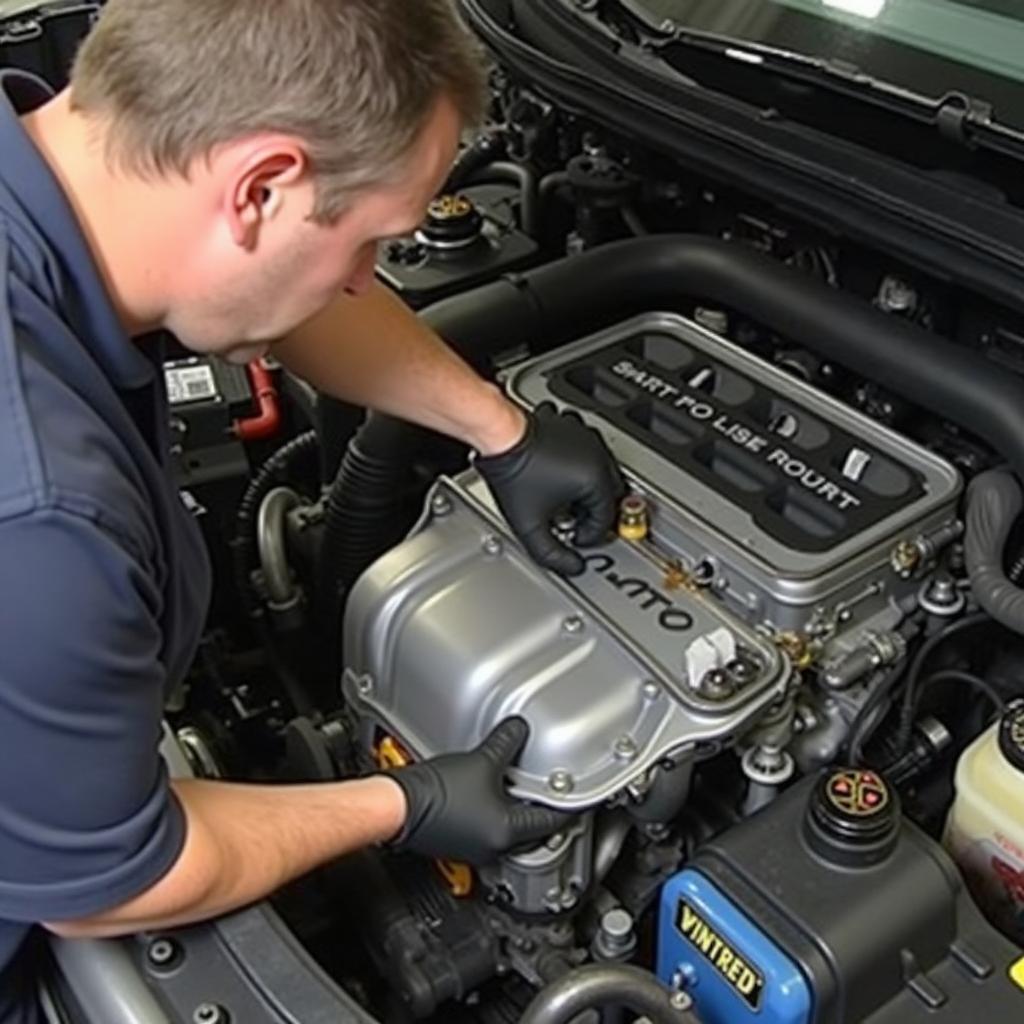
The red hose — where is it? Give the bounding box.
[233,360,282,442]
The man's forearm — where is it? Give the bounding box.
[45,776,407,940]
[273,281,526,455]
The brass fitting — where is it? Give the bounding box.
[776,630,814,669]
[890,539,922,577]
[618,494,650,542]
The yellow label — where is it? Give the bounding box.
[1010,956,1024,991]
[676,900,765,1010]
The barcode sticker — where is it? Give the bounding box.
[165,364,218,405]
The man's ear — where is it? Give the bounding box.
[225,139,310,249]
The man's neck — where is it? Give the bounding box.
[20,90,168,336]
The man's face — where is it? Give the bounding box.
[166,96,462,362]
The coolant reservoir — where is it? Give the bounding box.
[944,699,1024,946]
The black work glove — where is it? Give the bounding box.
[476,402,625,576]
[389,717,572,865]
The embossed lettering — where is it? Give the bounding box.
[584,555,692,633]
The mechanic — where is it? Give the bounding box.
[0,1,624,1019]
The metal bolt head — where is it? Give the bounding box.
[548,770,574,794]
[560,888,578,910]
[430,493,453,517]
[698,668,735,701]
[482,534,503,557]
[726,658,755,685]
[600,908,635,941]
[193,1005,228,1024]
[545,832,565,851]
[147,938,178,968]
[356,675,374,696]
[670,991,693,1012]
[613,735,639,761]
[553,513,577,543]
[562,615,584,635]
[642,680,661,701]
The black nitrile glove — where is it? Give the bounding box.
[477,402,625,576]
[389,717,572,865]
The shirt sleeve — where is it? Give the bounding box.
[0,507,186,923]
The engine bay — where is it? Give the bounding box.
[32,3,1024,1022]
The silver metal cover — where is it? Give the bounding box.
[343,314,961,811]
[344,475,789,811]
[506,313,962,632]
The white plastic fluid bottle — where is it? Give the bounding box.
[944,698,1024,947]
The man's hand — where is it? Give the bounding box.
[477,402,625,576]
[387,717,572,865]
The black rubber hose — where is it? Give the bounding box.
[315,278,549,635]
[464,160,541,238]
[539,170,571,203]
[232,430,319,619]
[519,966,701,1024]
[915,669,1007,716]
[845,659,908,767]
[315,395,365,486]
[231,431,320,717]
[894,611,994,755]
[315,416,432,634]
[445,132,507,192]
[964,470,1024,633]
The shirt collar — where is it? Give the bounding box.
[0,69,153,389]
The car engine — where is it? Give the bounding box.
[18,2,1024,1023]
[344,310,959,913]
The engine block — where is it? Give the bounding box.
[343,314,961,814]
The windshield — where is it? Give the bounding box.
[628,0,1024,125]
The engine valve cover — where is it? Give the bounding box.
[507,313,961,637]
[343,474,789,810]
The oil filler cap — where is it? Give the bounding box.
[998,699,1024,773]
[804,767,899,867]
[417,194,484,250]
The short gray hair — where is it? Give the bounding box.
[70,0,488,221]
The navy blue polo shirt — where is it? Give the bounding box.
[0,71,210,1023]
